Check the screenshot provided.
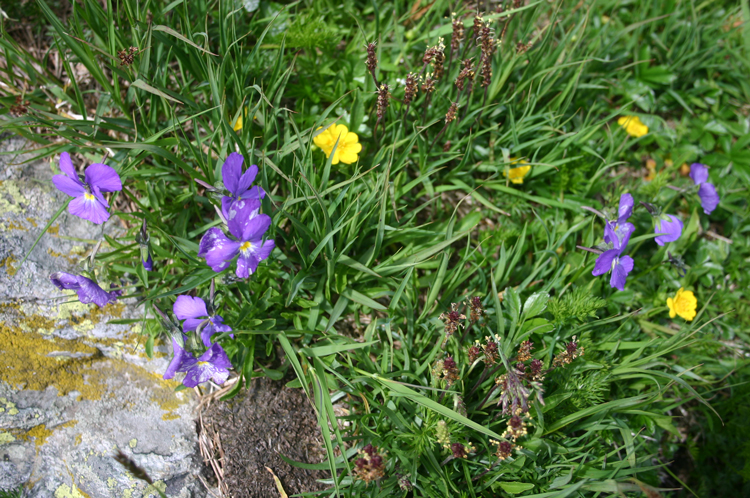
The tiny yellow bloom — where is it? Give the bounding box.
[679,163,691,176]
[503,157,531,184]
[667,288,697,321]
[313,124,362,165]
[233,114,243,132]
[617,115,648,137]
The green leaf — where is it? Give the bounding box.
[499,482,535,494]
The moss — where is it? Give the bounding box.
[2,256,18,276]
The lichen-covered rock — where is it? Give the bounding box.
[0,136,208,497]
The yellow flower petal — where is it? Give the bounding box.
[503,158,531,184]
[667,288,697,321]
[233,114,243,132]
[314,123,360,165]
[617,116,648,138]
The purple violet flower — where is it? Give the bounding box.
[220,152,265,222]
[142,254,154,271]
[198,198,275,278]
[173,295,233,347]
[603,193,634,246]
[163,339,232,388]
[50,271,119,307]
[689,163,720,215]
[654,214,683,246]
[592,222,635,291]
[52,152,122,224]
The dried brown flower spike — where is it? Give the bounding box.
[353,444,387,484]
[118,46,139,67]
[9,95,30,117]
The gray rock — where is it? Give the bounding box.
[0,136,209,497]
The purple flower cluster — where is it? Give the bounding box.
[47,151,278,389]
[199,153,275,278]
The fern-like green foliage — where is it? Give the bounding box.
[566,368,611,410]
[549,286,607,325]
[283,16,338,51]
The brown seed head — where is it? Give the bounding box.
[376,84,391,120]
[365,42,378,73]
[451,13,465,53]
[403,72,419,107]
[445,101,459,124]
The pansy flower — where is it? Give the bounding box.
[163,339,232,388]
[654,214,683,246]
[592,222,635,291]
[689,163,720,215]
[50,271,120,307]
[173,295,233,347]
[313,124,362,165]
[199,198,275,278]
[604,193,634,246]
[220,152,265,222]
[52,152,122,224]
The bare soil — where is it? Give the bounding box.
[201,376,329,497]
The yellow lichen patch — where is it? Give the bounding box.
[0,321,106,399]
[26,217,37,227]
[17,311,58,336]
[54,483,91,498]
[143,481,167,498]
[47,248,80,265]
[0,180,24,214]
[0,397,20,415]
[129,438,137,448]
[75,433,83,446]
[20,424,54,447]
[48,224,60,235]
[162,412,180,421]
[5,220,26,231]
[2,256,18,276]
[0,432,15,445]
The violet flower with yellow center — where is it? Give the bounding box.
[503,157,531,184]
[617,115,648,138]
[667,288,697,321]
[313,124,362,165]
[52,152,122,224]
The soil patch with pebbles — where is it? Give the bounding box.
[201,376,328,497]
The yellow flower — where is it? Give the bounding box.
[667,288,697,321]
[503,157,531,184]
[617,115,648,137]
[313,124,362,165]
[233,114,243,132]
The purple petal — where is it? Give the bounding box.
[236,253,259,279]
[689,163,709,185]
[698,183,720,215]
[654,215,683,246]
[210,315,233,334]
[225,198,262,239]
[236,164,259,194]
[200,343,233,371]
[242,213,272,242]
[183,344,231,387]
[609,255,634,291]
[92,186,110,209]
[84,163,122,192]
[52,174,86,197]
[200,322,217,347]
[239,185,266,201]
[69,194,110,224]
[593,249,618,276]
[173,295,208,321]
[221,152,244,196]
[143,254,153,271]
[254,239,275,261]
[75,276,119,307]
[604,222,634,251]
[617,193,634,223]
[183,318,207,333]
[163,336,197,380]
[50,272,81,290]
[198,227,240,272]
[59,152,78,179]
